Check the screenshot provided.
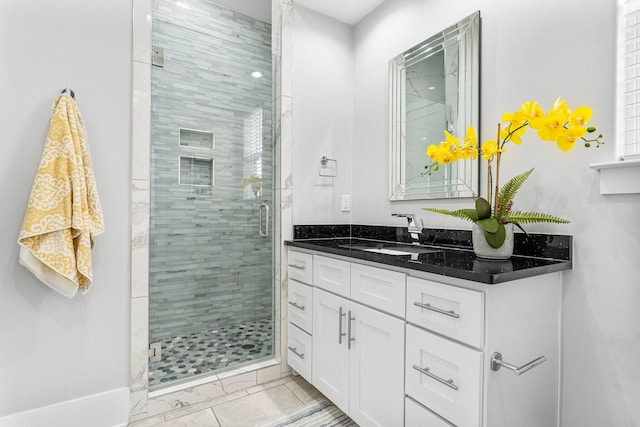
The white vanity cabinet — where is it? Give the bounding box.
[288,251,406,427]
[312,255,406,427]
[287,247,562,427]
[287,251,314,383]
[313,287,405,427]
[405,274,562,427]
[405,277,485,426]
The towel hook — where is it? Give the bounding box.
[61,87,75,99]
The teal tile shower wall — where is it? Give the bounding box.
[149,0,273,341]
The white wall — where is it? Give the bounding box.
[0,0,131,418]
[292,5,353,224]
[294,0,640,425]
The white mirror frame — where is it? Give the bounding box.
[389,11,480,200]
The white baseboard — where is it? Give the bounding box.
[0,387,129,427]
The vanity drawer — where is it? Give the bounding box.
[288,323,312,382]
[351,263,406,318]
[406,277,484,348]
[288,279,312,333]
[405,397,455,427]
[313,255,351,298]
[406,325,482,427]
[288,250,313,285]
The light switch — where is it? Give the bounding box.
[341,194,351,212]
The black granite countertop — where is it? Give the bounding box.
[285,225,573,284]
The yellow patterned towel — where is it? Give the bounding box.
[18,93,104,298]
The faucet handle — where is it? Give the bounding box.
[392,213,414,219]
[392,213,423,233]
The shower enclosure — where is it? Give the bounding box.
[148,0,274,389]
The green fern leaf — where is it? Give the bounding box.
[505,211,570,224]
[423,207,477,222]
[497,169,533,219]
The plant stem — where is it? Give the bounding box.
[494,123,502,217]
[487,159,492,206]
[501,122,527,147]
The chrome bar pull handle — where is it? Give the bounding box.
[414,301,460,319]
[338,306,346,344]
[259,202,269,238]
[491,352,547,376]
[412,365,459,391]
[288,301,305,311]
[347,310,355,350]
[288,264,305,270]
[287,346,305,359]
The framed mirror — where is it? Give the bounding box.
[389,11,480,200]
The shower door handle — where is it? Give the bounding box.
[259,203,269,238]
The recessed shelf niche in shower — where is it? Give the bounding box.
[179,127,215,150]
[179,156,214,187]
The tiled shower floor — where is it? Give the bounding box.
[149,318,273,388]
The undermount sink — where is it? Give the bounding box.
[362,247,418,256]
[340,244,442,256]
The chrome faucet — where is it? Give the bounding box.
[392,213,423,245]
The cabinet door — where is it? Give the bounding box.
[312,288,350,413]
[349,301,405,427]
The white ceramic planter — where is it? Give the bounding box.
[471,222,514,260]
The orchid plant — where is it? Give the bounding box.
[424,97,604,249]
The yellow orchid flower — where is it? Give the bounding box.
[426,145,438,162]
[426,144,439,162]
[520,101,545,122]
[530,98,570,132]
[458,126,478,159]
[443,130,460,148]
[462,126,477,146]
[535,110,569,142]
[550,97,571,116]
[481,140,500,160]
[500,123,527,145]
[556,126,587,151]
[570,106,593,128]
[458,142,477,160]
[501,110,527,128]
[436,144,458,164]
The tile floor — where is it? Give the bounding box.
[130,375,331,427]
[149,319,273,388]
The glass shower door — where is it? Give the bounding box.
[147,0,274,389]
